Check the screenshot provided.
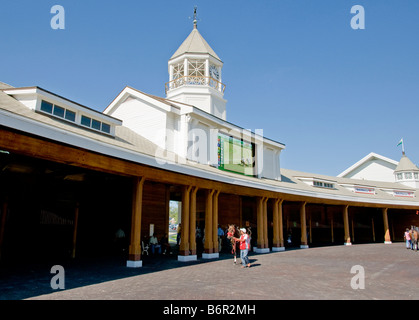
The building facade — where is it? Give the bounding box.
[0,19,418,268]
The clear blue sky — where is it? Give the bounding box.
[1,0,418,176]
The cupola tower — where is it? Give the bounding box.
[165,7,227,120]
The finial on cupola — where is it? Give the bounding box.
[193,6,198,29]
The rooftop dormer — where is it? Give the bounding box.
[2,87,122,137]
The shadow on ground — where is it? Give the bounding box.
[0,247,259,300]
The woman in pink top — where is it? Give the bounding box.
[404,228,411,249]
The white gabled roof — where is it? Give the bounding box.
[338,152,399,178]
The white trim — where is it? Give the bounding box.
[202,253,219,259]
[254,247,270,254]
[177,255,197,262]
[300,245,309,249]
[272,247,285,252]
[126,260,142,268]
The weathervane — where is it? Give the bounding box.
[190,6,199,29]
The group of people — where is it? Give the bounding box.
[176,223,252,268]
[404,226,418,251]
[144,233,172,255]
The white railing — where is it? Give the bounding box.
[165,76,226,94]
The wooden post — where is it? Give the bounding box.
[179,186,192,256]
[263,197,269,249]
[272,199,285,251]
[300,202,308,248]
[383,208,392,244]
[257,197,264,249]
[343,205,352,245]
[278,200,284,248]
[309,210,312,244]
[212,190,220,253]
[330,209,334,243]
[127,176,145,267]
[371,218,376,242]
[189,187,198,255]
[71,202,80,259]
[204,189,215,254]
[0,199,8,260]
[272,199,280,248]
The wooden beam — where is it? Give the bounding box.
[71,202,80,259]
[204,189,215,254]
[0,199,8,260]
[257,197,264,249]
[212,190,220,253]
[263,197,269,248]
[300,202,308,248]
[343,205,352,245]
[189,187,198,255]
[383,208,392,244]
[179,186,192,256]
[127,176,145,267]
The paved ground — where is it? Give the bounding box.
[1,243,418,300]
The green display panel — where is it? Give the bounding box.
[217,133,254,176]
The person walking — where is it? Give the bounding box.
[236,228,251,268]
[404,228,411,249]
[410,226,418,251]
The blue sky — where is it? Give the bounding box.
[1,0,418,176]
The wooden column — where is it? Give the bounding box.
[330,207,334,243]
[212,190,220,253]
[309,211,312,244]
[127,176,145,267]
[204,189,215,254]
[263,197,269,249]
[0,199,8,260]
[272,199,280,248]
[272,199,285,251]
[343,205,352,246]
[383,208,392,244]
[257,197,264,249]
[179,186,192,256]
[256,197,269,253]
[71,202,80,259]
[189,187,198,255]
[300,202,308,248]
[371,218,376,242]
[278,200,284,248]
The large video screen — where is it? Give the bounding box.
[218,133,254,176]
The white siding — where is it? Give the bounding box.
[110,97,168,149]
[345,159,396,182]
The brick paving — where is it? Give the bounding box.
[1,243,419,300]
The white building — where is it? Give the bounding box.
[103,20,285,181]
[339,151,419,189]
